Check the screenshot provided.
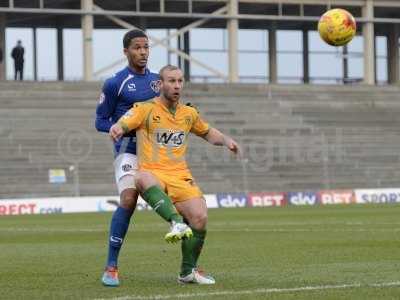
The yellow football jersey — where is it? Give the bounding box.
[118,97,210,171]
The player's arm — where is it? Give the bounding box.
[109,103,146,142]
[203,128,241,156]
[190,107,242,156]
[95,78,118,133]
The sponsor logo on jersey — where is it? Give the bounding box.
[127,83,136,92]
[155,130,186,147]
[98,92,105,104]
[122,164,133,172]
[150,80,160,93]
[153,115,161,123]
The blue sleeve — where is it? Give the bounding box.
[95,78,118,133]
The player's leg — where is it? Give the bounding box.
[174,197,214,284]
[102,154,138,287]
[135,170,192,242]
[105,184,137,266]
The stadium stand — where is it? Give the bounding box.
[1,81,400,199]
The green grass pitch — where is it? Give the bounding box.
[1,204,400,299]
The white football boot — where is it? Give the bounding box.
[178,268,216,285]
[165,221,193,243]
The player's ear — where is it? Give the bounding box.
[123,48,129,57]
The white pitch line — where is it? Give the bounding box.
[95,281,400,300]
[1,227,400,233]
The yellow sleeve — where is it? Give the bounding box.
[190,110,210,137]
[117,103,148,133]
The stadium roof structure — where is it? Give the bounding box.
[0,0,400,84]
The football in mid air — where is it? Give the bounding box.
[318,8,356,46]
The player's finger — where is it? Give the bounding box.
[229,142,239,152]
[110,130,118,142]
[233,143,243,159]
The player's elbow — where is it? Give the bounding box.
[95,116,109,133]
[94,117,102,132]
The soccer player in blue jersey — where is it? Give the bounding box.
[95,29,164,287]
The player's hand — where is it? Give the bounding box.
[109,124,124,142]
[224,137,243,158]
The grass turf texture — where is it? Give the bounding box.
[1,204,400,299]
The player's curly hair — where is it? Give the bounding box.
[123,29,147,48]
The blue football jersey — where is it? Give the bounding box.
[95,67,160,155]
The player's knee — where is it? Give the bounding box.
[135,171,158,192]
[191,213,208,230]
[119,189,138,211]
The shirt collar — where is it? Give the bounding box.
[127,66,148,76]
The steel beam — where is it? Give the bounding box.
[81,0,93,81]
[268,25,277,83]
[228,0,239,82]
[363,0,375,85]
[0,13,5,81]
[387,25,400,84]
[94,5,227,80]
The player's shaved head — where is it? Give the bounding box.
[159,65,181,81]
[159,65,184,103]
[123,29,147,48]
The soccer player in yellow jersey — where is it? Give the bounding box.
[109,65,241,284]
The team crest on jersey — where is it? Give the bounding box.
[150,80,161,93]
[185,116,191,125]
[98,93,105,104]
[155,129,186,148]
